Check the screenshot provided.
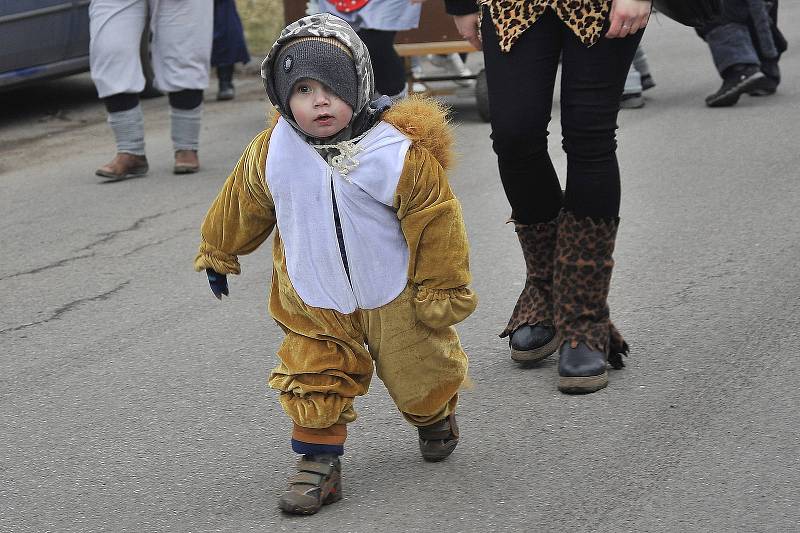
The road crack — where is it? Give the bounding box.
[0,252,96,281]
[1,205,201,280]
[119,226,196,257]
[0,281,130,335]
[76,207,190,253]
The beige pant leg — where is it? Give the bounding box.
[361,284,469,426]
[268,248,374,430]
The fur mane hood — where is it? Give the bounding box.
[383,96,454,172]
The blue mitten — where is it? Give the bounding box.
[206,269,229,299]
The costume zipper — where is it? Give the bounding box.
[330,175,361,308]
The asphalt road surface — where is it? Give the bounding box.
[1,8,799,532]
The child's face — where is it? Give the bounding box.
[288,78,354,139]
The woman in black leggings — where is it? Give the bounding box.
[446,0,652,394]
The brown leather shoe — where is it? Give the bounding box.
[173,150,199,174]
[95,153,148,181]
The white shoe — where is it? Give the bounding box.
[428,53,473,87]
[410,57,424,79]
[412,82,428,93]
[428,53,471,76]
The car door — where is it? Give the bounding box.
[0,0,74,71]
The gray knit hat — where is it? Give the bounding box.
[272,36,359,115]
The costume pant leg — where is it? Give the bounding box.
[150,0,213,93]
[361,284,468,427]
[267,237,374,443]
[89,0,148,98]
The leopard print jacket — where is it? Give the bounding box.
[481,0,611,52]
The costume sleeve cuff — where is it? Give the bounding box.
[445,0,480,16]
[193,242,241,275]
[414,286,478,329]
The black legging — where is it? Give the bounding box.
[481,9,643,223]
[357,29,406,96]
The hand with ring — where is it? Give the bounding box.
[452,12,482,51]
[606,0,652,39]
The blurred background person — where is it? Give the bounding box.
[621,45,655,109]
[697,0,787,107]
[317,0,427,99]
[212,0,251,101]
[90,0,213,179]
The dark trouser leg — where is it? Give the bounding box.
[357,29,406,97]
[216,64,235,100]
[553,24,640,393]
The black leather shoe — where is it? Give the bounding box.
[747,75,778,96]
[705,64,765,107]
[558,342,608,394]
[510,324,559,363]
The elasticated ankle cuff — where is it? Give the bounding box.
[291,439,344,456]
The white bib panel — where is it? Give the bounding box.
[266,119,412,313]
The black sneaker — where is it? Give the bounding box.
[747,75,778,96]
[705,64,765,107]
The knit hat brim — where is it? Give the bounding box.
[273,36,359,115]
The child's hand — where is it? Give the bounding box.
[206,269,229,299]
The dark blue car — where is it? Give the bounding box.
[0,0,154,92]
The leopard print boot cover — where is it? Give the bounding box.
[553,211,628,364]
[500,218,558,338]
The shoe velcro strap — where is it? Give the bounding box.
[288,471,323,486]
[297,460,335,476]
[418,420,454,441]
[419,428,453,440]
[419,424,453,440]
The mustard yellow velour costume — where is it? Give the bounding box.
[194,96,476,455]
[197,13,477,514]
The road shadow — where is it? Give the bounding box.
[0,73,101,126]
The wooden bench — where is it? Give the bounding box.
[394,41,478,94]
